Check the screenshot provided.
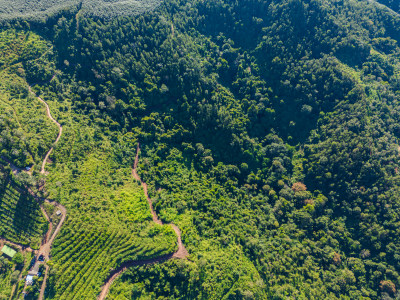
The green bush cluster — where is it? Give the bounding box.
[3,0,400,299]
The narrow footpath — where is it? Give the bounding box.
[0,87,67,299]
[28,87,63,174]
[98,143,188,300]
[28,88,66,300]
[2,87,187,299]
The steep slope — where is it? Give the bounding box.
[0,0,161,21]
[376,0,400,13]
[2,0,400,299]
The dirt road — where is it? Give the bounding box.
[24,88,66,299]
[34,93,63,174]
[98,143,188,300]
[0,84,66,299]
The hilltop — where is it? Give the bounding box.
[0,0,161,21]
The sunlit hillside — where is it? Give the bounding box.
[0,0,161,20]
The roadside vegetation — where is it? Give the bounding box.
[0,29,177,299]
[2,0,400,299]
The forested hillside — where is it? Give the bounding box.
[0,0,161,21]
[2,0,400,299]
[377,0,400,13]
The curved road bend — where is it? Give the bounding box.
[26,88,66,300]
[0,87,67,299]
[36,95,63,174]
[98,143,189,300]
[27,87,63,174]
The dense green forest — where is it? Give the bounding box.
[2,0,400,299]
[0,0,161,21]
[377,0,400,13]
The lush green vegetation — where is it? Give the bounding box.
[3,0,400,299]
[0,29,177,299]
[0,163,47,248]
[0,0,161,22]
[0,30,58,168]
[44,145,177,298]
[0,247,34,300]
[377,0,400,13]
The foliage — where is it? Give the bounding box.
[0,0,161,22]
[3,0,400,299]
[0,250,32,299]
[0,30,58,167]
[0,162,47,247]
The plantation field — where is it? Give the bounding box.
[48,218,176,299]
[36,88,178,298]
[0,0,161,21]
[44,153,178,298]
[0,167,47,248]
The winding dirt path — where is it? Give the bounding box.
[132,143,188,259]
[98,143,188,300]
[27,88,66,300]
[0,87,67,299]
[35,200,66,300]
[30,89,63,174]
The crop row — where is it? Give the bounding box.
[51,220,157,299]
[0,178,46,244]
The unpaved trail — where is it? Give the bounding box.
[40,206,52,244]
[19,87,66,299]
[31,199,67,263]
[23,185,67,300]
[34,93,63,174]
[132,146,162,225]
[39,200,67,260]
[32,87,66,300]
[27,87,63,174]
[98,143,188,300]
[98,253,175,300]
[39,264,50,300]
[0,84,66,298]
